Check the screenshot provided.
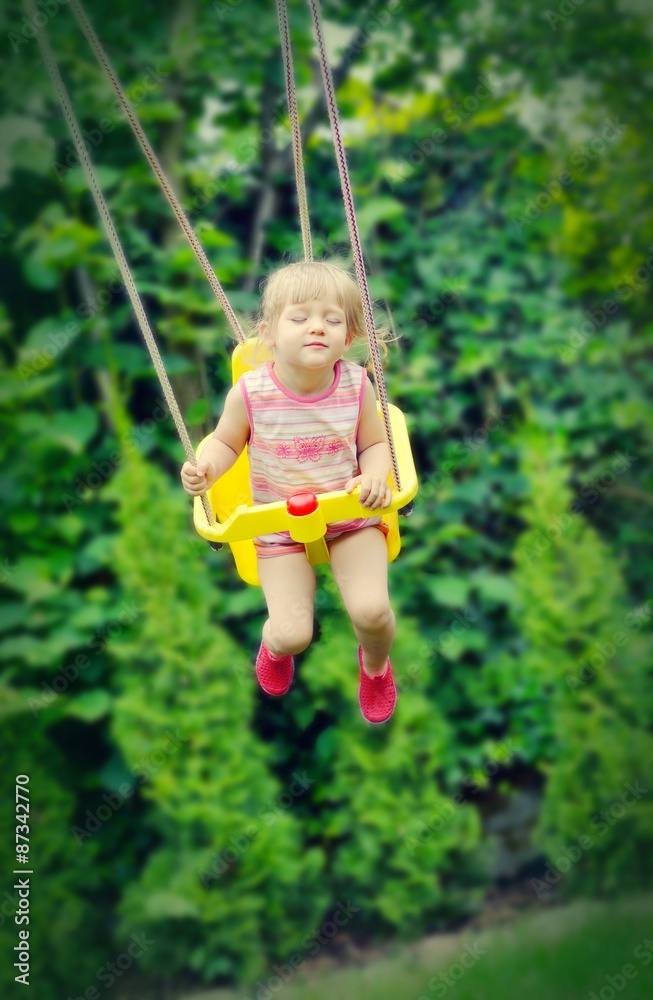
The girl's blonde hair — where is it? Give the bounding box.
[244,256,400,373]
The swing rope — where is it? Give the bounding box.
[39,0,405,522]
[68,0,246,345]
[27,0,214,526]
[71,0,400,490]
[276,0,401,489]
[305,0,401,491]
[276,0,313,262]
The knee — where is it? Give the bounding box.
[349,601,394,633]
[268,617,314,656]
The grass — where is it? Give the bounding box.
[178,894,653,1000]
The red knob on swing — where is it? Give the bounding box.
[286,492,318,516]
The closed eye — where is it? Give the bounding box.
[290,316,342,324]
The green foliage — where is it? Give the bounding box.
[0,0,651,993]
[101,451,329,983]
[300,612,483,935]
[0,722,107,1000]
[510,423,653,897]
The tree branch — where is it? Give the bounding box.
[241,49,282,295]
[610,485,653,508]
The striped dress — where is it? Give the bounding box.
[239,359,387,556]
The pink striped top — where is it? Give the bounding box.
[239,359,383,546]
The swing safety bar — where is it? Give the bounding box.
[192,402,417,563]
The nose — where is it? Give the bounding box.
[309,318,325,335]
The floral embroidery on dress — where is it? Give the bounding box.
[276,435,340,462]
[295,435,326,464]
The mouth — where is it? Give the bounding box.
[305,343,328,348]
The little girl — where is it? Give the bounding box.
[181,260,398,724]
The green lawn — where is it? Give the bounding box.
[179,894,653,1000]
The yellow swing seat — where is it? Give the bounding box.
[193,340,418,587]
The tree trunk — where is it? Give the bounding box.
[158,0,213,437]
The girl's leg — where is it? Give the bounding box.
[327,526,396,676]
[257,551,317,656]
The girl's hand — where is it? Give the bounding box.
[345,474,392,509]
[180,460,214,496]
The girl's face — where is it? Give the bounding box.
[260,298,352,370]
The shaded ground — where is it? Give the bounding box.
[119,888,653,1000]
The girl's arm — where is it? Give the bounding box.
[180,383,251,495]
[346,378,392,509]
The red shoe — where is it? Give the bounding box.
[255,641,294,697]
[358,646,397,724]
